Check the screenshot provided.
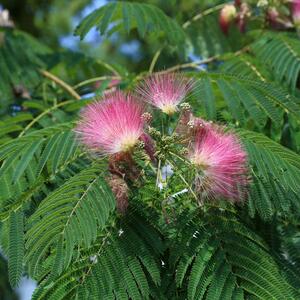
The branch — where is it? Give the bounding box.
[40,70,81,100]
[95,59,121,77]
[182,3,227,29]
[156,47,249,75]
[18,100,76,137]
[149,47,164,74]
[148,3,227,72]
[157,55,219,74]
[73,75,121,90]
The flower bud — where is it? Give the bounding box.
[235,0,242,7]
[141,112,152,124]
[180,102,191,111]
[219,4,237,34]
[267,7,279,23]
[236,3,251,33]
[257,0,268,7]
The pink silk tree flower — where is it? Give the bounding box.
[292,0,300,26]
[75,91,145,155]
[137,73,194,115]
[188,124,248,202]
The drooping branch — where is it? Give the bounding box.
[40,69,81,100]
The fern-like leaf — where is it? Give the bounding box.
[251,32,300,91]
[194,73,300,126]
[75,1,186,46]
[31,211,163,300]
[25,163,115,276]
[172,209,299,299]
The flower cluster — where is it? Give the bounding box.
[219,1,300,33]
[75,73,249,212]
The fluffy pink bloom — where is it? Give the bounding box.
[188,124,248,202]
[292,0,300,26]
[75,91,144,155]
[137,73,193,115]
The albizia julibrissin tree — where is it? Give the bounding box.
[1,0,300,299]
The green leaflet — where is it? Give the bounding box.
[172,209,300,300]
[8,210,24,287]
[251,32,300,91]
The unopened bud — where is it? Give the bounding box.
[180,148,189,156]
[267,7,279,22]
[141,112,152,123]
[235,0,242,7]
[137,140,145,149]
[187,120,195,128]
[180,102,191,111]
[148,126,161,137]
[157,153,165,160]
[219,4,237,35]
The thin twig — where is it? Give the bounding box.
[40,69,81,100]
[96,59,120,76]
[156,46,249,75]
[80,230,112,283]
[149,47,163,73]
[73,75,121,90]
[166,159,198,201]
[18,99,76,137]
[157,55,219,74]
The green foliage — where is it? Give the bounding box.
[251,32,300,91]
[25,163,115,277]
[31,210,163,300]
[194,72,300,127]
[0,29,51,113]
[75,1,186,47]
[8,210,24,287]
[239,130,300,219]
[170,209,300,300]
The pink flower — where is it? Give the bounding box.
[292,0,300,26]
[188,124,248,201]
[137,73,193,115]
[75,91,144,155]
